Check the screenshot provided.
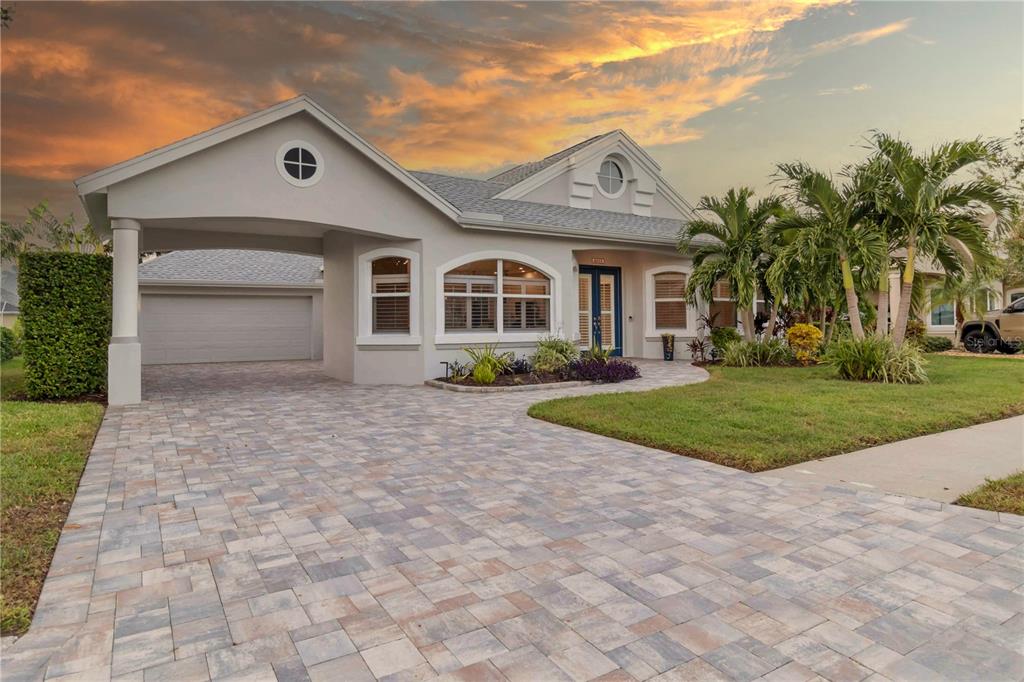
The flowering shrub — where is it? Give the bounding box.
[786,323,824,365]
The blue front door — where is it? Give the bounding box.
[578,265,622,356]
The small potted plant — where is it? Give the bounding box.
[661,332,675,361]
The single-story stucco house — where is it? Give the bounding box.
[77,94,722,405]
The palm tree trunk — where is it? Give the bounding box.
[818,307,827,334]
[824,307,838,345]
[739,307,755,342]
[765,300,779,338]
[840,256,865,340]
[876,266,890,338]
[891,240,916,348]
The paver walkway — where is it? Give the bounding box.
[3,360,1022,681]
[766,416,1024,503]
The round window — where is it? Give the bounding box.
[597,158,624,195]
[276,141,324,187]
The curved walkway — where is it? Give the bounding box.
[3,361,1022,681]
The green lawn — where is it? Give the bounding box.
[1,355,25,399]
[956,472,1024,516]
[529,355,1024,473]
[1,357,105,635]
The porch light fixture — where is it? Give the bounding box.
[276,140,324,187]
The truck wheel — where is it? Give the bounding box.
[962,329,995,353]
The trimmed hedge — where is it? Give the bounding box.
[18,252,112,399]
[919,335,953,353]
[1,326,17,362]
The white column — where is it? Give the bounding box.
[108,218,142,405]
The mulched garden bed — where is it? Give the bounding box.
[436,371,566,387]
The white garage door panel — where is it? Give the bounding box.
[142,294,312,364]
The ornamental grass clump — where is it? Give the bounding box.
[824,336,928,384]
[530,334,579,373]
[722,338,794,367]
[786,323,824,365]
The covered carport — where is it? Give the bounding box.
[73,95,459,405]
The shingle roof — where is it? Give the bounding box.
[412,172,694,243]
[139,250,323,285]
[486,132,614,186]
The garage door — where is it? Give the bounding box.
[141,294,313,364]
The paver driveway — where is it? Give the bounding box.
[4,360,1023,682]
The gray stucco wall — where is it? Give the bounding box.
[107,110,701,384]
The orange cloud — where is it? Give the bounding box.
[4,0,908,220]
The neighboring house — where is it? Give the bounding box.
[893,214,1024,340]
[1,266,19,328]
[76,94,716,405]
[138,249,323,364]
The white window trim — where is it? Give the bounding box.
[927,289,956,331]
[276,140,325,188]
[358,247,421,346]
[644,265,697,337]
[435,251,561,345]
[595,156,628,200]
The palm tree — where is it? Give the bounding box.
[679,188,783,342]
[865,133,1008,346]
[775,163,884,340]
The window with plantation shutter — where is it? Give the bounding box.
[358,248,420,345]
[653,272,687,330]
[371,257,410,333]
[442,258,551,334]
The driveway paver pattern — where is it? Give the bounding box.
[3,360,1022,681]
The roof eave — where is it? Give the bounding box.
[458,215,679,247]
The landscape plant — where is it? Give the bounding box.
[786,323,823,365]
[918,335,954,353]
[687,337,710,363]
[824,336,928,384]
[1,326,18,362]
[535,334,579,363]
[709,326,741,356]
[19,252,112,399]
[864,133,1008,347]
[568,357,641,383]
[774,163,883,341]
[679,188,783,341]
[722,339,794,367]
[531,346,569,374]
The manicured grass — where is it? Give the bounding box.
[956,472,1024,516]
[529,356,1024,473]
[1,355,25,399]
[1,358,105,635]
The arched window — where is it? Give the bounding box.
[357,248,420,345]
[437,254,558,343]
[371,257,410,333]
[653,272,687,330]
[644,265,695,337]
[598,159,624,194]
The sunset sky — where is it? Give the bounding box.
[1,1,1020,223]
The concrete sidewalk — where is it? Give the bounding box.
[765,415,1024,502]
